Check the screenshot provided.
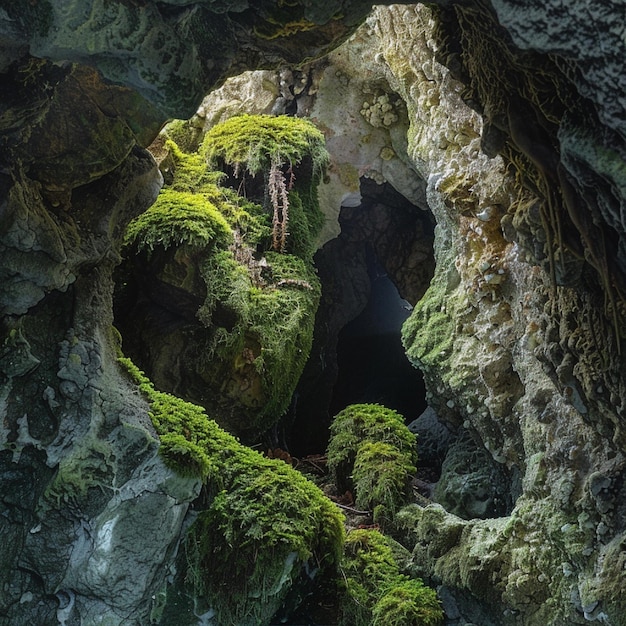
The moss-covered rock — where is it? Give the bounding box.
[340,529,443,626]
[118,115,328,438]
[118,356,345,625]
[327,403,417,521]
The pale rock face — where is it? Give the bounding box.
[351,6,626,625]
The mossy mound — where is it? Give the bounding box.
[198,249,321,428]
[340,529,443,626]
[201,113,329,176]
[124,188,232,253]
[202,114,328,257]
[118,356,345,625]
[327,404,417,521]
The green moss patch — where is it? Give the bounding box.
[340,529,443,626]
[327,404,417,522]
[124,188,232,253]
[201,113,328,176]
[117,356,345,625]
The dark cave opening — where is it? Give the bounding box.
[328,253,427,422]
[285,178,435,457]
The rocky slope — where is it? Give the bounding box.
[1,1,626,624]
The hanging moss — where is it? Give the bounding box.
[201,113,329,176]
[327,404,417,519]
[340,529,443,626]
[117,356,345,624]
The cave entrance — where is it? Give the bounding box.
[286,178,435,456]
[328,252,426,420]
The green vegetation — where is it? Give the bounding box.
[340,529,443,626]
[201,113,328,177]
[327,404,417,520]
[121,114,328,435]
[196,249,320,430]
[202,113,328,256]
[353,441,417,521]
[401,246,457,372]
[117,356,345,625]
[124,188,232,253]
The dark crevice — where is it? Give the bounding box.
[285,178,435,457]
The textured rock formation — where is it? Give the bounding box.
[0,2,379,624]
[2,0,626,624]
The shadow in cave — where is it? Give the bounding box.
[284,178,435,457]
[328,253,427,421]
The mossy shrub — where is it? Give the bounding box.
[117,356,345,625]
[340,529,443,626]
[327,403,417,499]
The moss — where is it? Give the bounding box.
[121,120,325,435]
[187,451,345,625]
[372,580,445,626]
[327,403,417,495]
[197,250,321,427]
[201,113,328,177]
[117,356,345,624]
[340,529,443,626]
[123,188,232,253]
[353,441,417,522]
[162,118,201,154]
[44,438,114,506]
[401,259,456,371]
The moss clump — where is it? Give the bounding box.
[187,451,345,626]
[327,404,417,520]
[197,249,320,430]
[202,114,328,256]
[117,356,345,625]
[372,580,445,626]
[340,529,443,626]
[120,115,328,435]
[124,188,232,253]
[353,441,417,521]
[201,114,328,176]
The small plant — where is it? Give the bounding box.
[340,529,443,626]
[327,404,417,520]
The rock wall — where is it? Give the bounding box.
[347,6,626,625]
